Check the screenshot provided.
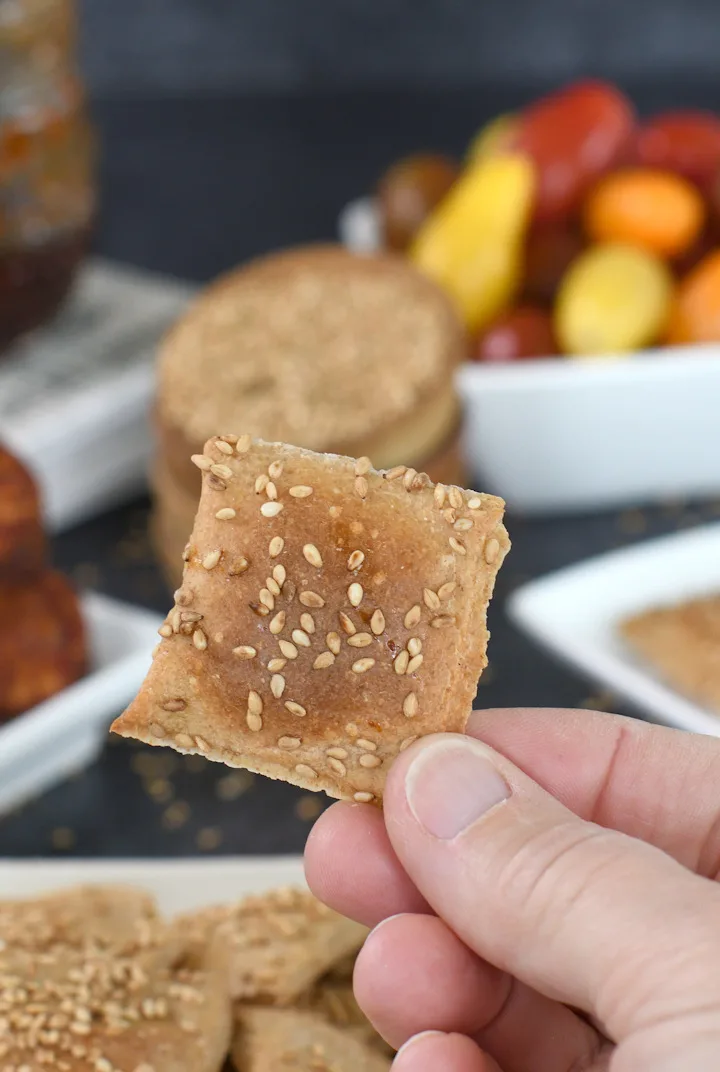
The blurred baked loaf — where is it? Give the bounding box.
[0,442,45,576]
[153,245,466,587]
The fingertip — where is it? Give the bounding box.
[393,1031,497,1071]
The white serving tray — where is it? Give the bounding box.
[339,197,720,514]
[0,592,160,815]
[0,259,194,533]
[507,522,720,736]
[0,857,307,914]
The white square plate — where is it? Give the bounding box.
[0,857,306,915]
[0,592,160,815]
[507,523,720,736]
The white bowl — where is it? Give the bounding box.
[339,198,720,514]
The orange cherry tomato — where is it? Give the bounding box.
[666,250,720,343]
[377,154,459,252]
[473,306,558,362]
[514,79,635,223]
[521,223,585,305]
[584,168,705,258]
[634,111,720,190]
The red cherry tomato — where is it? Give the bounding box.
[514,80,635,223]
[521,223,585,306]
[634,111,720,190]
[473,306,558,362]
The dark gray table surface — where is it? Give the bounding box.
[2,86,718,858]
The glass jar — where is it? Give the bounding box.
[0,0,94,355]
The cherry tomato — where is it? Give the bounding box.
[634,111,720,190]
[473,306,558,362]
[666,250,720,343]
[555,243,673,355]
[514,80,635,223]
[584,168,704,258]
[521,223,585,305]
[671,227,717,278]
[467,114,518,163]
[377,154,459,252]
[705,169,720,238]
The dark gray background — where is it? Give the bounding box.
[79,0,720,95]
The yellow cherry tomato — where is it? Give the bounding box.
[667,250,720,343]
[555,243,673,355]
[411,153,534,332]
[466,114,518,162]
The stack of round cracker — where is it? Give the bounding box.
[153,245,466,587]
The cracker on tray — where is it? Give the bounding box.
[231,1007,391,1072]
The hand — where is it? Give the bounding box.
[305,708,720,1071]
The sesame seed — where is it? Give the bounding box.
[444,507,457,525]
[261,501,284,517]
[347,632,373,647]
[448,486,463,510]
[290,485,314,498]
[400,736,418,752]
[360,754,382,768]
[279,639,298,659]
[273,563,287,586]
[455,518,474,531]
[268,460,283,479]
[431,615,455,628]
[210,463,233,480]
[394,650,410,674]
[175,733,194,749]
[248,690,263,715]
[449,536,467,555]
[292,628,311,647]
[233,645,257,658]
[269,535,285,557]
[252,602,270,616]
[255,473,269,493]
[295,763,317,777]
[314,650,335,669]
[202,549,222,570]
[438,581,457,600]
[158,623,173,638]
[385,465,407,481]
[407,654,424,674]
[354,791,374,803]
[327,747,348,759]
[403,467,418,490]
[150,721,166,737]
[370,608,385,634]
[356,738,377,751]
[355,456,371,476]
[300,590,325,608]
[467,496,482,509]
[180,609,203,622]
[266,480,278,500]
[266,576,281,596]
[193,629,207,650]
[246,712,263,732]
[236,433,251,453]
[162,698,187,712]
[195,736,210,752]
[191,453,211,471]
[348,582,363,607]
[303,543,323,568]
[271,674,286,698]
[339,611,356,635]
[278,736,301,749]
[434,483,446,507]
[404,604,422,628]
[169,606,182,632]
[485,537,501,564]
[300,612,316,634]
[216,507,236,520]
[326,631,341,654]
[352,658,375,674]
[407,637,422,656]
[270,610,286,634]
[323,757,345,779]
[268,657,287,672]
[229,556,249,575]
[355,476,368,499]
[216,440,234,455]
[423,588,441,611]
[174,587,192,605]
[286,701,307,717]
[403,693,419,718]
[347,550,365,571]
[220,433,238,443]
[259,587,275,610]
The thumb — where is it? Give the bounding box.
[384,733,720,1041]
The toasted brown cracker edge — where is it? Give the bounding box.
[113,437,510,803]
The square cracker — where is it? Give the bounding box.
[621,593,720,713]
[174,887,367,1005]
[113,437,509,803]
[232,1007,392,1072]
